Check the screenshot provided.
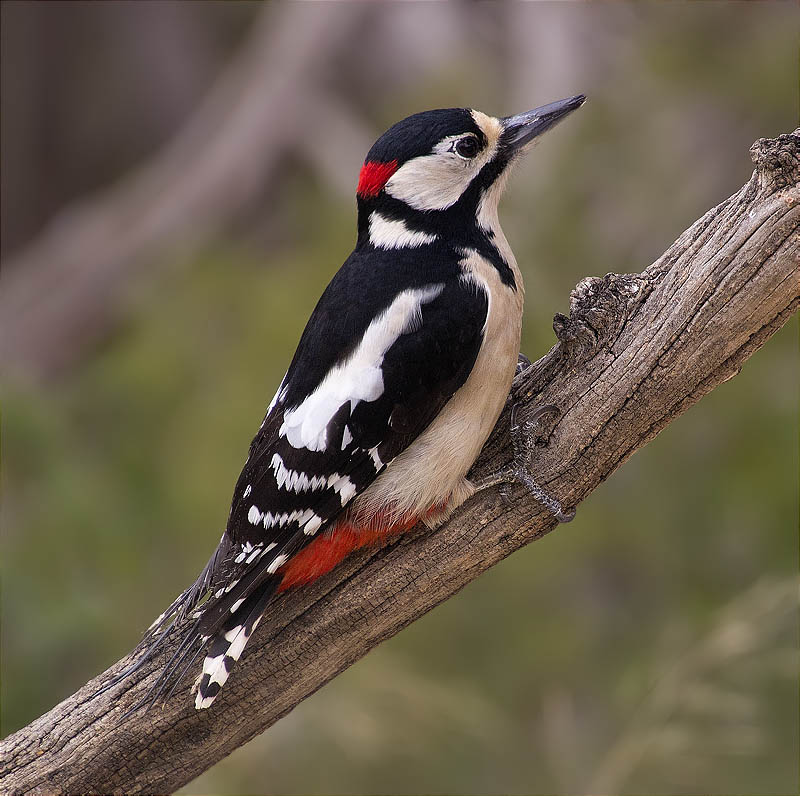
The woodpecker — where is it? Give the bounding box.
[119,95,585,711]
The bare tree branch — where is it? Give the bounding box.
[1,131,797,796]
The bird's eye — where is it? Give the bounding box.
[454,136,480,159]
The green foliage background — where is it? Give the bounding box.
[2,3,797,793]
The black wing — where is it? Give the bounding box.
[224,272,490,581]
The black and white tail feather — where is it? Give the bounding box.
[100,533,291,712]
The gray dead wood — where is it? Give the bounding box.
[1,131,797,795]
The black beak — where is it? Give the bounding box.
[502,94,586,151]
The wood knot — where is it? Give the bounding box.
[553,272,649,361]
[750,129,800,193]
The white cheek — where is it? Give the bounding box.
[385,154,479,211]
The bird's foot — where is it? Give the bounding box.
[515,352,532,376]
[474,403,576,523]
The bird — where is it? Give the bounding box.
[114,94,585,712]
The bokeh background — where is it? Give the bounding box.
[1,2,797,794]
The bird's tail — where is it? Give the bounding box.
[193,580,277,709]
[96,534,284,713]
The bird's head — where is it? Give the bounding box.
[355,95,585,249]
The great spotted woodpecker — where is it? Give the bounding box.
[121,95,585,711]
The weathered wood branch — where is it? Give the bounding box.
[2,131,797,796]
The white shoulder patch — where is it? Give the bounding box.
[279,284,445,451]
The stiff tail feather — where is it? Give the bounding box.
[194,581,277,709]
[92,537,232,702]
[101,513,428,712]
[95,534,283,712]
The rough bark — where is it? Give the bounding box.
[1,131,797,796]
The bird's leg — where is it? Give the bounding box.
[515,352,532,376]
[473,398,576,524]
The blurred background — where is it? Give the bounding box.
[1,2,797,794]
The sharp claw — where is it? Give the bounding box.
[555,506,577,523]
[525,403,560,425]
[474,399,574,524]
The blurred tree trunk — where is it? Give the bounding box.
[1,130,797,796]
[0,2,373,382]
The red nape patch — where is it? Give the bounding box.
[356,159,398,198]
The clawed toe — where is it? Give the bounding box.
[515,352,532,375]
[473,401,576,523]
[521,403,559,428]
[498,483,514,505]
[554,505,576,523]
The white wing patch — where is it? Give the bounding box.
[279,284,445,451]
[368,211,437,249]
[304,514,323,535]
